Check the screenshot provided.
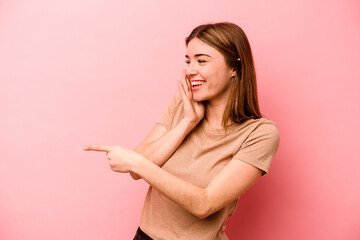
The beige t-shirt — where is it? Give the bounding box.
[139,94,280,240]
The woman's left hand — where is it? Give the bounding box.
[83,145,143,173]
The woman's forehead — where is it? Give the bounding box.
[186,38,222,58]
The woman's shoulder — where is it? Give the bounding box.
[157,93,185,130]
[231,117,279,138]
[252,117,278,129]
[240,117,280,141]
[166,93,184,113]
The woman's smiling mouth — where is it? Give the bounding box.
[191,80,206,90]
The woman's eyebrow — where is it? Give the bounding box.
[185,54,212,58]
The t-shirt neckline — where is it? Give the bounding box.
[201,118,238,136]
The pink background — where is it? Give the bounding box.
[1,0,359,239]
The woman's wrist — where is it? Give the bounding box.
[179,118,199,133]
[129,153,147,176]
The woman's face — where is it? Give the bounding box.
[185,38,235,103]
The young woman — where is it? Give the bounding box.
[84,22,280,240]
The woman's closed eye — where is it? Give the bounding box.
[185,60,207,65]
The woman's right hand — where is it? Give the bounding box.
[177,70,205,127]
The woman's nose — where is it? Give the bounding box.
[186,62,197,76]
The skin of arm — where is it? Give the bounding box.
[83,145,263,219]
[130,119,197,180]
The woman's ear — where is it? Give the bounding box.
[231,69,236,78]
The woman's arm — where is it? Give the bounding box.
[83,145,263,219]
[133,154,263,219]
[130,119,197,180]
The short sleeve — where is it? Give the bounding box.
[233,122,280,176]
[156,93,183,130]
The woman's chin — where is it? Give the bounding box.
[193,96,204,102]
[192,93,206,102]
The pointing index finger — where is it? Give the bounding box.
[83,145,112,152]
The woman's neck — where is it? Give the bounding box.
[204,98,229,129]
